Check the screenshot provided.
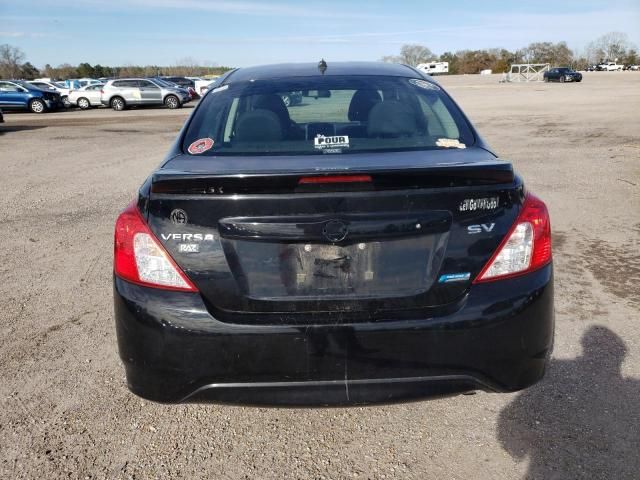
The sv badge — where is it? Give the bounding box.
[467,223,495,234]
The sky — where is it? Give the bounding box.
[1,0,639,68]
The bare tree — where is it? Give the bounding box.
[590,32,631,61]
[456,50,496,74]
[202,59,219,68]
[521,41,573,66]
[583,43,604,65]
[380,55,402,64]
[0,44,26,79]
[400,44,434,66]
[381,44,434,66]
[20,62,40,80]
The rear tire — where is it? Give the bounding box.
[77,97,91,110]
[110,97,125,111]
[62,96,71,108]
[164,95,179,109]
[29,99,46,114]
[543,77,549,82]
[560,76,565,83]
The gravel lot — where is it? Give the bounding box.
[1,72,639,480]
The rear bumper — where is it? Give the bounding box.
[114,265,554,405]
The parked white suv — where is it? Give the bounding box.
[101,78,191,111]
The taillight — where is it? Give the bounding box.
[114,202,198,292]
[474,192,551,283]
[100,89,104,95]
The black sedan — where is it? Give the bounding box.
[114,62,554,405]
[544,67,583,82]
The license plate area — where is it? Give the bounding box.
[222,235,446,300]
[292,243,377,295]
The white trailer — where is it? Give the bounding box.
[416,62,449,75]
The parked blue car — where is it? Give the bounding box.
[0,80,63,113]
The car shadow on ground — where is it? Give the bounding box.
[0,125,48,134]
[497,326,639,479]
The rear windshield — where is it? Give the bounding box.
[183,75,474,156]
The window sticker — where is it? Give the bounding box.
[314,135,350,152]
[436,138,466,149]
[188,137,214,154]
[409,78,440,91]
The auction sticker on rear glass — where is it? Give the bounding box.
[436,138,466,149]
[314,135,349,152]
[188,138,214,155]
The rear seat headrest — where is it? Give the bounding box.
[348,89,382,122]
[367,100,419,138]
[253,94,291,128]
[234,109,283,142]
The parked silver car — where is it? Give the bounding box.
[101,78,191,111]
[67,84,104,109]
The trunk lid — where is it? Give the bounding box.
[146,149,522,323]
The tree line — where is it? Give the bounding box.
[381,32,637,73]
[1,31,637,80]
[0,47,231,80]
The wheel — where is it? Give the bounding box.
[110,97,125,111]
[77,97,91,110]
[560,76,565,83]
[281,94,291,107]
[29,99,46,113]
[62,96,71,108]
[164,95,179,109]
[543,76,549,82]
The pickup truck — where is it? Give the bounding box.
[597,62,624,71]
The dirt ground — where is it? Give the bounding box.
[0,71,639,480]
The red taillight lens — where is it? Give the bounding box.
[474,192,551,283]
[298,175,372,185]
[114,201,198,292]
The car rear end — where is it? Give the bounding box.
[43,90,62,110]
[565,69,582,82]
[114,67,554,405]
[66,88,81,107]
[100,81,116,106]
[152,79,191,106]
[26,84,63,111]
[174,87,192,104]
